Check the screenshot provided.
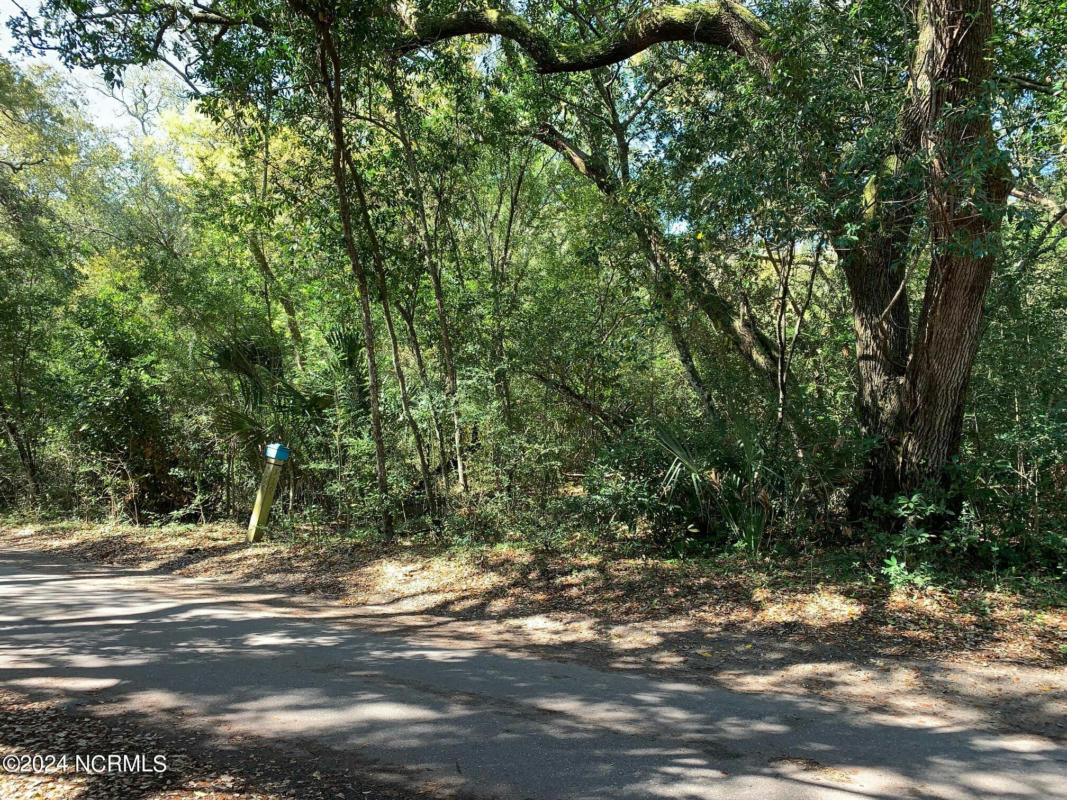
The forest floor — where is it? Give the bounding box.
[0,689,407,800]
[2,519,1065,763]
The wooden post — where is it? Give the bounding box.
[247,443,290,543]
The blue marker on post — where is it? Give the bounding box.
[247,442,290,542]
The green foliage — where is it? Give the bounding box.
[1,0,1066,590]
[586,418,814,559]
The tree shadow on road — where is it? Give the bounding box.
[1,552,1065,800]
[0,688,425,800]
[5,528,1066,747]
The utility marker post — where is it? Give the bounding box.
[247,442,290,543]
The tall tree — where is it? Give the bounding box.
[11,0,1033,513]
[399,0,1013,502]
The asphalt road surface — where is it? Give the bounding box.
[1,549,1064,799]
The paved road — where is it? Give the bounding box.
[1,550,1064,800]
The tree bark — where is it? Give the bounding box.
[346,150,440,520]
[397,299,450,490]
[402,3,771,74]
[315,25,393,535]
[897,0,1011,490]
[386,72,468,493]
[839,238,913,501]
[838,0,1010,506]
[248,234,305,371]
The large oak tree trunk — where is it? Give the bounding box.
[896,0,1011,490]
[855,0,1010,505]
[841,241,912,504]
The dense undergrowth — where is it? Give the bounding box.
[3,2,1067,593]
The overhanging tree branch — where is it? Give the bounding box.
[400,2,771,74]
[524,368,633,432]
[0,158,46,173]
[531,121,779,385]
[531,123,619,194]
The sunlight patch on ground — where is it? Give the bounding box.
[753,587,865,627]
[3,520,1065,668]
